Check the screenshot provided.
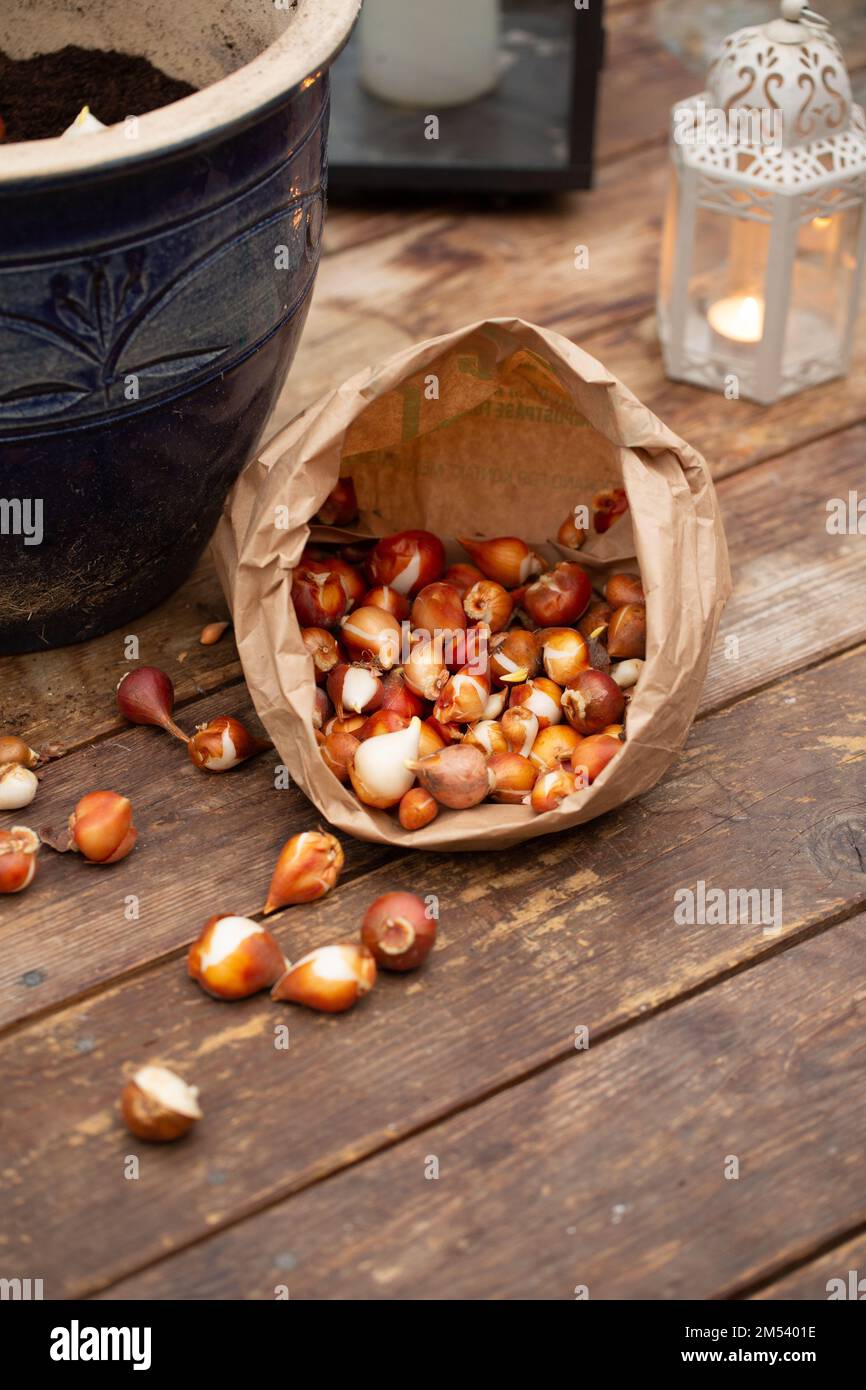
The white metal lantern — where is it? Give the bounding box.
[658,1,866,404]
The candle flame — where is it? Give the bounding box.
[707,294,764,345]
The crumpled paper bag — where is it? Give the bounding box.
[211,318,731,849]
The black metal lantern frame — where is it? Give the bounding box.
[327,1,606,197]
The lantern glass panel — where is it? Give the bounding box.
[685,202,773,363]
[784,206,863,371]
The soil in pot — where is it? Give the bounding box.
[0,45,198,142]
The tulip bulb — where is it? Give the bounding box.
[69,791,137,863]
[361,586,410,621]
[610,658,644,689]
[368,529,445,597]
[398,787,440,831]
[116,666,189,742]
[410,582,467,642]
[0,825,39,894]
[458,536,544,589]
[571,733,622,784]
[380,668,425,720]
[489,628,540,685]
[523,562,592,628]
[463,580,513,633]
[302,627,340,684]
[463,720,508,756]
[443,563,484,597]
[529,724,583,772]
[321,731,360,783]
[121,1065,202,1142]
[316,476,358,527]
[557,513,588,549]
[292,566,348,628]
[487,751,537,804]
[327,663,384,718]
[0,762,38,810]
[531,767,578,813]
[433,663,491,725]
[188,915,287,1000]
[605,572,645,608]
[482,687,508,720]
[562,670,625,735]
[340,605,402,670]
[607,603,647,660]
[0,735,39,768]
[349,715,422,809]
[538,627,590,685]
[404,636,449,701]
[264,830,345,913]
[271,943,376,1013]
[578,601,613,641]
[593,487,628,534]
[361,892,437,971]
[188,715,270,771]
[508,677,563,730]
[501,706,539,757]
[408,743,492,810]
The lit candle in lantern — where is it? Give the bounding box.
[360,0,500,108]
[707,293,765,345]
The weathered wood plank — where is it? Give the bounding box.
[0,688,391,1028]
[98,916,866,1299]
[751,1233,866,1301]
[4,646,866,1296]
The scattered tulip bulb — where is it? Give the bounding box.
[120,1065,202,1142]
[571,734,622,784]
[489,628,540,685]
[69,790,137,863]
[292,567,348,628]
[531,766,578,813]
[607,603,647,660]
[605,573,645,608]
[433,663,491,725]
[0,762,38,810]
[487,751,537,804]
[557,512,587,549]
[271,943,376,1013]
[368,530,445,597]
[463,720,508,756]
[188,715,270,772]
[561,670,625,736]
[404,635,449,701]
[361,586,410,621]
[501,706,539,757]
[303,626,341,684]
[350,715,421,808]
[327,663,383,719]
[340,605,402,670]
[509,677,563,730]
[529,724,583,773]
[188,914,286,1000]
[316,476,358,527]
[408,743,491,810]
[0,735,39,768]
[610,658,645,689]
[443,562,484,597]
[321,731,360,783]
[398,787,439,831]
[463,580,513,633]
[361,891,437,971]
[523,562,592,628]
[538,627,590,685]
[264,830,345,914]
[0,826,39,893]
[199,621,230,646]
[593,487,628,533]
[115,666,189,743]
[458,536,544,589]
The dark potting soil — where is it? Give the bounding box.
[0,45,198,142]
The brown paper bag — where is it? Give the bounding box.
[211,318,731,850]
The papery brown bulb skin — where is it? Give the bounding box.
[0,735,39,768]
[69,791,137,864]
[410,744,491,809]
[0,825,39,893]
[486,751,537,804]
[116,666,188,742]
[489,628,540,685]
[263,831,345,914]
[302,627,340,684]
[443,563,484,597]
[571,734,622,784]
[607,603,647,659]
[578,601,613,641]
[529,724,583,773]
[361,892,437,971]
[410,582,467,642]
[561,670,626,736]
[187,915,287,1000]
[531,767,578,813]
[361,586,411,621]
[340,606,403,670]
[463,580,513,633]
[321,731,360,783]
[292,567,348,628]
[316,476,358,527]
[605,573,645,608]
[271,943,376,1013]
[523,562,592,628]
[557,514,588,549]
[368,530,445,597]
[398,787,440,831]
[593,487,628,534]
[457,537,544,590]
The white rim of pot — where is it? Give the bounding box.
[0,0,362,187]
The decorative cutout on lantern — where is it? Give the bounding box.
[657,1,866,405]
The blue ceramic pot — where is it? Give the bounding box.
[0,1,360,652]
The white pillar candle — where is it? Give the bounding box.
[359,0,500,108]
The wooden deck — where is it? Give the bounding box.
[3,0,866,1300]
